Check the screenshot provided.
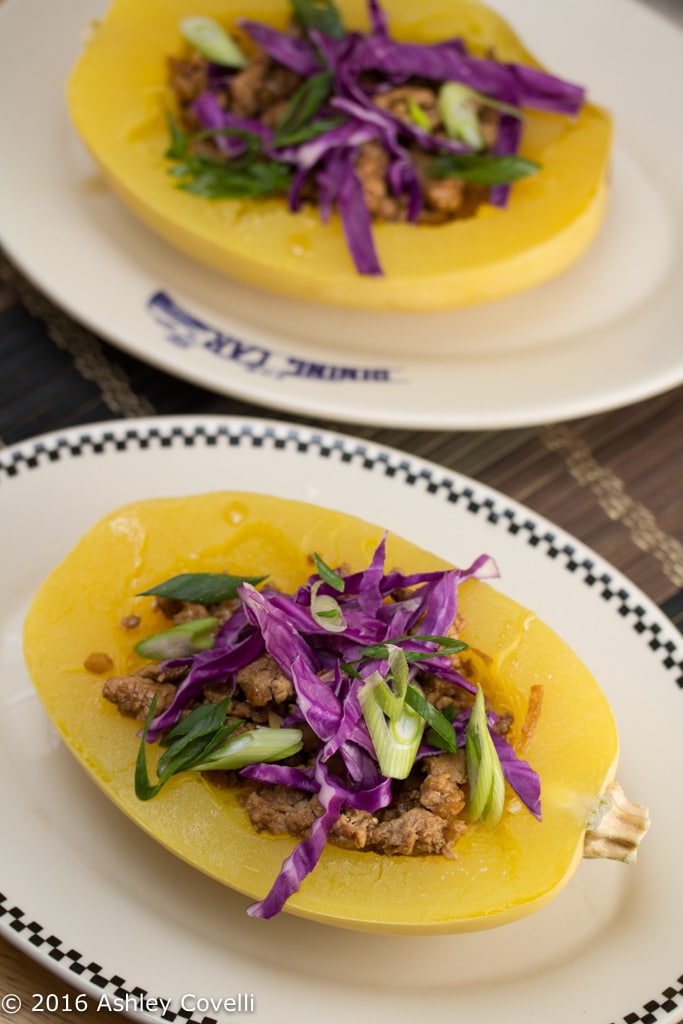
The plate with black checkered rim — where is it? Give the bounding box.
[1,416,681,1024]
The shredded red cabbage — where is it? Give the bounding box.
[492,732,542,818]
[334,150,383,275]
[489,106,523,207]
[140,534,542,917]
[192,91,274,155]
[145,630,265,742]
[182,0,586,276]
[246,757,347,919]
[237,18,321,75]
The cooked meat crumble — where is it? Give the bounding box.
[236,653,294,707]
[103,664,177,719]
[243,752,468,857]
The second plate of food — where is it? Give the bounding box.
[0,0,681,427]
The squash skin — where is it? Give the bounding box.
[67,0,613,311]
[23,492,620,933]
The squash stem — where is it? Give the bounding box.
[583,781,650,863]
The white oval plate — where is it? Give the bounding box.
[0,0,682,429]
[1,415,681,1024]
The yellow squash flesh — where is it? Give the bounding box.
[67,0,613,311]
[24,492,620,933]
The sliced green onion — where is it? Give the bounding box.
[193,726,304,770]
[465,685,505,828]
[290,0,346,40]
[345,633,468,667]
[271,115,346,149]
[358,647,425,779]
[405,685,459,754]
[136,696,240,800]
[139,571,267,604]
[134,617,217,660]
[370,673,402,720]
[135,696,302,800]
[179,16,248,67]
[274,72,334,144]
[408,97,432,132]
[466,88,524,120]
[166,112,190,160]
[172,156,293,199]
[428,152,540,185]
[483,752,506,826]
[156,699,237,776]
[310,580,347,633]
[438,82,485,149]
[386,644,409,698]
[359,676,425,779]
[157,697,226,750]
[312,552,345,592]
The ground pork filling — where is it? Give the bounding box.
[167,40,498,225]
[101,587,514,859]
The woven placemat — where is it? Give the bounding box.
[1,251,681,626]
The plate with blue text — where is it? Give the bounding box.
[0,0,682,429]
[1,415,682,1024]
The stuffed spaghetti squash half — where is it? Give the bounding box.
[67,0,613,310]
[23,492,648,933]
